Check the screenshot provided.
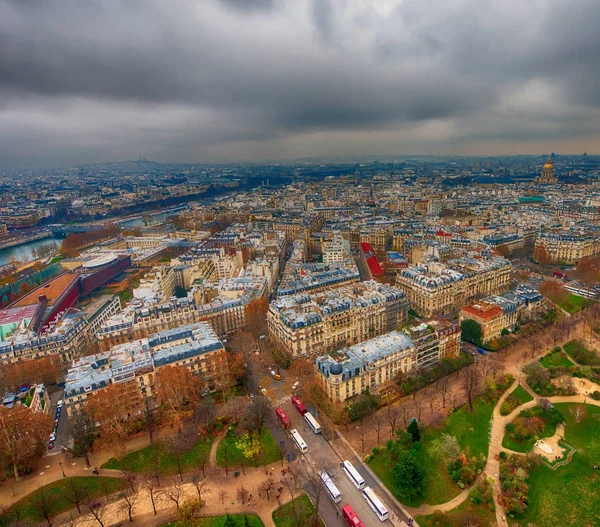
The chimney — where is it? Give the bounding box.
[38,295,48,303]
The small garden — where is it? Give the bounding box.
[499,452,540,517]
[0,477,123,525]
[368,375,514,506]
[416,478,496,527]
[539,346,574,369]
[272,495,324,527]
[563,340,600,365]
[499,384,533,416]
[502,403,564,453]
[557,293,592,314]
[216,426,282,471]
[508,403,600,526]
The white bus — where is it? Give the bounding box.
[304,412,322,434]
[319,471,342,503]
[290,429,308,453]
[362,487,389,522]
[341,460,365,490]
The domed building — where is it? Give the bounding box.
[538,158,558,184]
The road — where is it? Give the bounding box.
[272,396,410,527]
[47,388,69,456]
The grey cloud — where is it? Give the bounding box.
[1,0,600,169]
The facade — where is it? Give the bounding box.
[533,232,600,265]
[268,281,409,358]
[322,232,347,264]
[459,302,514,343]
[315,331,416,403]
[64,322,228,416]
[395,255,511,317]
[537,158,558,184]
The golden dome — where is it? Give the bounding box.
[543,158,553,169]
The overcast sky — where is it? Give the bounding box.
[1,0,599,169]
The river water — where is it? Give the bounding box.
[0,236,63,266]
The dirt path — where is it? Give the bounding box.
[209,427,229,468]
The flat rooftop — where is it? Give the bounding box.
[13,273,79,307]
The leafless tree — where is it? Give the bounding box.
[373,413,384,446]
[121,470,138,493]
[143,396,157,444]
[161,481,185,510]
[461,367,481,413]
[237,485,250,504]
[488,358,504,380]
[243,395,270,434]
[297,461,328,527]
[190,474,211,503]
[260,478,276,501]
[65,477,89,514]
[438,377,450,408]
[399,403,411,429]
[230,397,246,425]
[29,486,56,527]
[385,406,400,439]
[142,476,160,516]
[84,499,108,527]
[569,405,586,423]
[149,447,162,486]
[412,399,424,421]
[119,489,139,523]
[219,489,228,504]
[168,419,197,481]
[357,425,369,453]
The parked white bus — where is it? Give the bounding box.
[304,412,322,434]
[290,429,308,453]
[362,486,389,522]
[341,460,365,490]
[319,471,342,503]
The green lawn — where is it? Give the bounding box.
[512,403,600,526]
[368,396,496,507]
[272,495,324,527]
[558,294,592,313]
[563,340,600,365]
[0,477,123,523]
[510,384,534,405]
[160,514,265,527]
[103,437,213,476]
[540,351,574,369]
[216,427,281,468]
[416,498,496,527]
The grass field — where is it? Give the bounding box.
[160,514,265,527]
[511,384,534,405]
[368,396,496,506]
[216,427,281,468]
[416,498,496,527]
[540,350,574,369]
[563,340,600,365]
[558,294,592,313]
[512,403,600,526]
[103,437,213,475]
[0,477,123,523]
[272,495,324,527]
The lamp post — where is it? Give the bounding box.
[584,391,589,404]
[59,461,66,478]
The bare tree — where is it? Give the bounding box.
[121,470,138,493]
[357,425,369,454]
[243,395,270,434]
[190,474,211,503]
[461,367,481,413]
[219,439,235,476]
[219,489,228,504]
[429,397,435,414]
[29,486,56,527]
[142,476,160,516]
[119,489,139,523]
[438,377,450,408]
[260,478,275,501]
[412,399,424,421]
[399,403,411,429]
[237,485,250,504]
[488,358,504,380]
[143,396,157,444]
[373,413,384,446]
[569,404,586,423]
[65,477,89,514]
[385,406,400,439]
[161,481,185,511]
[297,461,328,527]
[230,397,246,425]
[149,447,163,486]
[168,418,197,481]
[84,499,108,527]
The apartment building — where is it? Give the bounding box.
[268,281,409,358]
[315,331,416,403]
[395,254,511,317]
[459,302,510,343]
[65,322,228,416]
[322,232,348,263]
[533,232,600,265]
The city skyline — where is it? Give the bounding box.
[2,0,600,169]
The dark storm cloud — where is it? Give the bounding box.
[1,0,600,168]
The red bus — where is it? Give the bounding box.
[291,395,307,415]
[342,504,365,527]
[275,407,289,429]
[553,270,566,279]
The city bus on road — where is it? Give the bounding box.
[304,411,322,434]
[362,486,389,522]
[341,504,365,527]
[341,460,365,490]
[290,429,308,453]
[291,395,307,415]
[319,470,342,503]
[275,407,289,429]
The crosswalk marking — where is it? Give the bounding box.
[272,395,291,407]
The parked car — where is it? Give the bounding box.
[57,400,64,408]
[292,381,300,390]
[49,432,56,441]
[48,441,55,450]
[273,373,282,381]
